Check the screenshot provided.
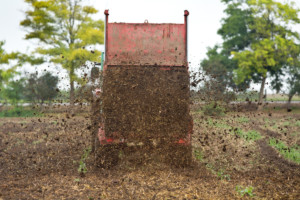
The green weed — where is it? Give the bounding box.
[237,117,249,123]
[232,128,262,141]
[203,102,225,117]
[217,170,231,181]
[269,138,300,164]
[282,121,291,126]
[207,118,214,126]
[78,147,92,175]
[215,122,231,129]
[295,120,300,127]
[291,132,299,137]
[236,185,254,197]
[206,163,214,171]
[32,140,42,145]
[205,164,231,181]
[264,118,270,124]
[0,106,42,117]
[16,139,24,145]
[206,118,231,129]
[245,130,262,141]
[74,178,80,182]
[194,149,203,161]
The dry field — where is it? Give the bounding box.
[0,104,299,199]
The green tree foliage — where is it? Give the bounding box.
[0,41,19,64]
[231,0,300,109]
[286,62,300,110]
[203,0,300,108]
[200,0,253,98]
[0,40,44,104]
[20,0,104,105]
[1,79,25,105]
[0,41,19,88]
[199,46,238,103]
[201,46,250,92]
[201,46,233,93]
[0,41,20,104]
[24,72,59,104]
[218,0,254,54]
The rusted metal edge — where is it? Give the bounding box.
[184,10,189,66]
[104,9,109,62]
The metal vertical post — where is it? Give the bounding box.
[184,10,189,66]
[104,10,109,63]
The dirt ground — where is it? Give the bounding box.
[0,104,299,199]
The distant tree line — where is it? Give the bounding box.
[0,0,104,107]
[197,0,300,110]
[0,70,59,106]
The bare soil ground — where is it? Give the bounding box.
[0,104,299,199]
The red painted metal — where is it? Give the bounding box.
[104,11,188,67]
[105,23,186,66]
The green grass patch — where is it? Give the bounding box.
[236,91,259,102]
[237,117,250,123]
[216,170,231,181]
[236,185,255,197]
[205,164,231,181]
[291,132,299,137]
[32,140,43,145]
[295,121,300,127]
[0,106,42,117]
[194,149,203,161]
[203,102,225,116]
[269,138,300,164]
[78,147,92,175]
[267,94,300,101]
[282,121,291,126]
[205,118,231,129]
[206,117,214,126]
[232,128,262,141]
[215,122,232,129]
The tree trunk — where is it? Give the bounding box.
[287,94,293,111]
[70,80,75,105]
[69,69,75,106]
[257,76,266,111]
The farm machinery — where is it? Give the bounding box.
[94,10,193,167]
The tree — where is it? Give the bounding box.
[0,41,19,104]
[24,72,59,105]
[218,0,254,54]
[199,0,254,98]
[20,0,104,105]
[200,45,251,92]
[1,40,44,105]
[0,41,19,89]
[232,0,300,109]
[286,64,300,110]
[1,79,26,105]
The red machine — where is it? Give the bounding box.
[96,10,192,167]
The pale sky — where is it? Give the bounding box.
[0,0,299,93]
[0,0,226,70]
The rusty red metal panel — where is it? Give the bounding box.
[105,23,186,66]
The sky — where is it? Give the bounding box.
[0,0,226,68]
[0,0,299,92]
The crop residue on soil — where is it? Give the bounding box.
[0,104,300,199]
